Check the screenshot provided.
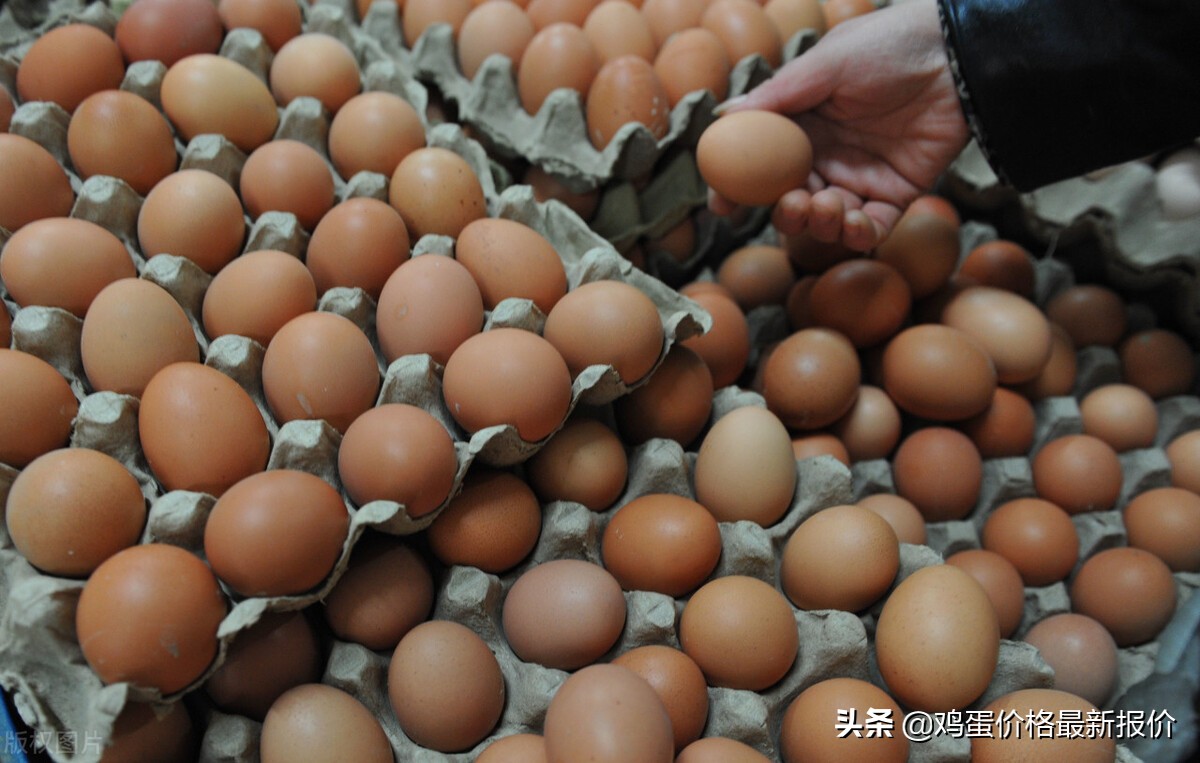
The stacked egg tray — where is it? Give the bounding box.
[0,2,1198,763]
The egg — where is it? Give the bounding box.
[138,169,247,274]
[160,54,280,153]
[201,249,317,346]
[0,349,78,468]
[260,684,393,763]
[716,245,796,310]
[0,134,75,233]
[1012,322,1077,400]
[762,328,860,429]
[269,33,361,114]
[939,285,1052,384]
[697,110,812,207]
[478,734,549,763]
[654,28,731,109]
[958,387,1036,458]
[328,91,426,180]
[138,361,271,496]
[764,0,827,41]
[116,0,224,66]
[442,327,572,442]
[586,55,671,150]
[543,664,674,763]
[217,0,304,52]
[874,207,960,299]
[971,689,1115,763]
[526,416,628,510]
[809,258,910,348]
[821,0,875,28]
[1118,328,1197,398]
[780,678,908,763]
[1072,547,1177,647]
[388,620,505,752]
[103,700,197,762]
[322,532,434,650]
[80,278,200,397]
[454,217,568,313]
[458,1,537,79]
[402,0,473,47]
[67,89,178,196]
[875,564,999,712]
[945,548,1025,638]
[829,385,901,461]
[261,311,381,433]
[679,291,750,388]
[584,1,657,62]
[1080,383,1159,452]
[702,0,783,67]
[527,0,603,28]
[241,139,336,232]
[0,217,136,317]
[544,279,664,383]
[518,23,601,114]
[5,447,145,577]
[781,504,899,611]
[375,254,484,365]
[16,24,125,113]
[1032,434,1123,514]
[1022,613,1118,708]
[881,324,996,420]
[857,493,926,545]
[612,645,709,752]
[602,493,722,596]
[1168,430,1200,494]
[642,0,709,47]
[957,239,1036,298]
[980,498,1079,586]
[388,147,487,239]
[75,543,227,694]
[306,197,411,300]
[1124,487,1200,572]
[694,405,797,526]
[1044,284,1127,347]
[502,559,626,670]
[0,303,11,348]
[427,468,542,573]
[791,433,850,465]
[677,737,772,763]
[614,344,713,445]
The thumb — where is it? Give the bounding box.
[722,52,838,116]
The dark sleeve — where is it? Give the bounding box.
[938,0,1200,191]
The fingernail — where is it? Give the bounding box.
[712,95,748,116]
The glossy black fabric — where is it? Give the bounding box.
[939,0,1200,190]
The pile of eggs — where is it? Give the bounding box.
[0,1,1198,762]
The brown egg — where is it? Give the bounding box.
[160,54,280,153]
[376,254,484,365]
[389,147,487,239]
[205,469,349,596]
[780,678,908,763]
[455,217,568,314]
[16,24,125,113]
[241,140,336,231]
[0,304,11,348]
[881,324,997,420]
[874,208,959,299]
[762,328,860,430]
[614,344,713,445]
[972,689,1115,762]
[945,548,1025,638]
[524,165,600,221]
[1032,434,1123,514]
[518,23,601,114]
[0,88,12,133]
[679,291,750,388]
[1123,487,1200,572]
[527,417,628,510]
[202,250,317,346]
[0,217,136,317]
[503,559,627,670]
[857,493,926,545]
[602,493,721,596]
[116,0,223,66]
[262,311,381,433]
[527,0,602,28]
[0,349,78,468]
[403,0,473,46]
[1045,284,1127,347]
[5,447,145,577]
[791,433,850,465]
[1168,430,1200,494]
[822,0,875,26]
[217,0,304,52]
[0,134,75,232]
[139,362,271,496]
[958,386,1036,458]
[785,229,855,274]
[328,91,426,181]
[544,664,674,763]
[694,405,797,526]
[677,737,771,763]
[479,734,548,763]
[1012,322,1077,400]
[981,497,1079,586]
[103,699,196,762]
[306,197,410,300]
[940,286,1052,384]
[67,90,178,195]
[1022,613,1118,708]
[716,245,796,311]
[458,2,537,80]
[586,55,671,150]
[389,620,505,753]
[653,27,730,107]
[829,385,901,461]
[269,33,361,114]
[781,504,899,611]
[642,0,709,47]
[612,645,709,752]
[680,575,797,690]
[75,543,227,694]
[442,327,572,442]
[697,110,812,207]
[260,684,392,763]
[892,427,982,522]
[323,532,434,650]
[701,0,782,67]
[584,1,657,62]
[1119,328,1196,398]
[764,0,826,41]
[809,258,910,348]
[544,280,664,383]
[427,468,542,573]
[205,611,324,721]
[957,239,1035,298]
[337,402,456,516]
[1079,383,1158,452]
[80,278,200,397]
[138,169,247,274]
[876,564,999,712]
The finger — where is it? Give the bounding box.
[772,189,812,236]
[735,54,839,115]
[859,200,905,244]
[707,188,738,217]
[808,189,846,243]
[842,209,883,252]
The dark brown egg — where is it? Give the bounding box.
[891,427,982,522]
[981,498,1078,586]
[1044,284,1127,347]
[808,258,911,348]
[1032,434,1123,514]
[1070,547,1177,646]
[116,0,224,66]
[762,328,860,430]
[1118,328,1196,398]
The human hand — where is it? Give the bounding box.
[709,0,971,251]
